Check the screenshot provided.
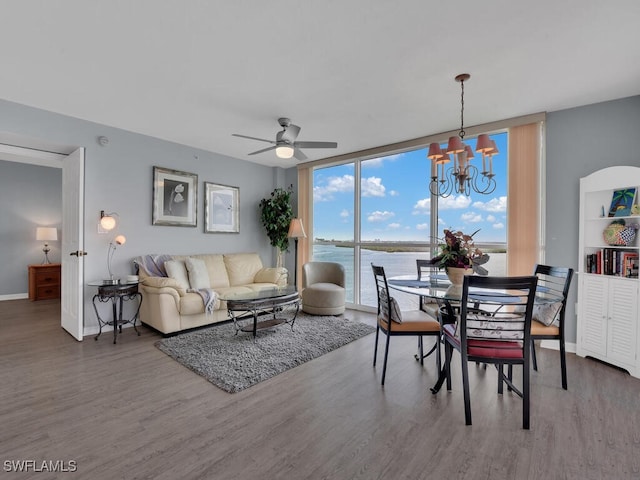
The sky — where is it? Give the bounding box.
[313,132,508,244]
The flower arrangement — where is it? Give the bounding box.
[430,229,489,275]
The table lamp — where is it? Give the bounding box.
[105,234,126,284]
[36,227,58,264]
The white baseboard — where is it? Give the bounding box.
[0,293,29,301]
[540,340,576,353]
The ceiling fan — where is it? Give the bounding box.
[232,117,338,161]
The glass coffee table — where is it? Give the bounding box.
[220,286,300,339]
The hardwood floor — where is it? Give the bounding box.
[2,299,640,479]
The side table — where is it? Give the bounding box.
[28,264,61,301]
[88,281,142,344]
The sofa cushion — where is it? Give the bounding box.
[224,253,264,286]
[173,254,230,289]
[164,260,190,290]
[185,257,210,290]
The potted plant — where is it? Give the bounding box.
[259,185,294,268]
[430,229,489,284]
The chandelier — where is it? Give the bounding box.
[428,74,499,198]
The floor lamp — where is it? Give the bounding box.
[288,218,307,289]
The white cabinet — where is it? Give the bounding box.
[576,166,640,378]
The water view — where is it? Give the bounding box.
[312,243,506,310]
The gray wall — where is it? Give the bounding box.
[546,95,640,345]
[0,160,62,295]
[0,99,291,329]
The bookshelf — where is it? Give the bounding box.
[576,166,640,377]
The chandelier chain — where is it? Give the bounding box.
[459,78,465,140]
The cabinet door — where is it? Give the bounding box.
[607,279,639,364]
[580,275,608,356]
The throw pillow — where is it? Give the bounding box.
[184,257,211,290]
[378,288,403,324]
[532,301,563,327]
[164,260,190,290]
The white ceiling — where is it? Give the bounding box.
[2,1,639,168]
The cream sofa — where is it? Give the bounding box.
[136,253,287,335]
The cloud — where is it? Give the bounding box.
[340,209,349,218]
[473,196,507,212]
[486,214,496,222]
[387,223,401,229]
[367,210,395,222]
[412,198,430,215]
[389,190,399,196]
[439,195,472,210]
[493,222,505,229]
[313,174,354,202]
[461,212,483,223]
[416,223,429,230]
[361,176,386,197]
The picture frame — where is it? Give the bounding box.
[152,166,198,227]
[205,182,240,233]
[608,188,637,217]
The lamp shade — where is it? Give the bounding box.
[276,145,295,159]
[475,134,492,153]
[446,136,464,154]
[427,143,443,160]
[114,234,126,246]
[100,211,117,231]
[36,227,57,242]
[288,218,307,239]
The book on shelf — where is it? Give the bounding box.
[585,250,639,278]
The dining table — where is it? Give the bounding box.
[387,273,562,394]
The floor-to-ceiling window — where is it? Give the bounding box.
[312,131,510,311]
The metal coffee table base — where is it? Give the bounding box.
[227,292,300,339]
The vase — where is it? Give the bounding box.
[446,266,474,286]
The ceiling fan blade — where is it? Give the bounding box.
[280,124,301,143]
[293,148,308,161]
[232,133,274,144]
[248,146,277,155]
[293,141,338,149]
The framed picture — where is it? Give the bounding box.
[608,188,637,217]
[152,166,198,227]
[205,182,239,233]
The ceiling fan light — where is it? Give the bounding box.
[276,145,294,159]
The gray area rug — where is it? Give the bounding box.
[155,313,376,393]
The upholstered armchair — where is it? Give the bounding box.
[301,262,346,315]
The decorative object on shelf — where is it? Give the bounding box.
[632,204,640,216]
[36,227,58,264]
[288,218,307,287]
[204,182,240,233]
[603,219,638,246]
[152,166,198,227]
[105,234,127,284]
[430,229,490,276]
[259,185,294,268]
[608,188,637,217]
[428,74,498,198]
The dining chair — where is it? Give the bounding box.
[530,264,574,389]
[371,264,442,386]
[442,274,538,429]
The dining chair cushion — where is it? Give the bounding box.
[379,308,440,330]
[378,289,403,324]
[453,312,526,340]
[532,301,563,326]
[444,324,524,359]
[531,320,560,336]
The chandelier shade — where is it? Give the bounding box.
[429,74,498,198]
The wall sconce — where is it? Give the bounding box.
[105,234,127,284]
[36,227,58,264]
[288,218,307,287]
[100,210,118,232]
